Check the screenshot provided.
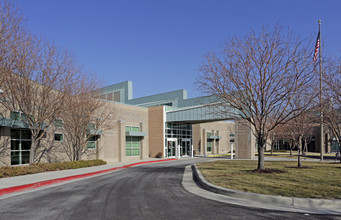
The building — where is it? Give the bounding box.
[0,81,255,166]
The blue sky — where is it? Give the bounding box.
[14,0,341,98]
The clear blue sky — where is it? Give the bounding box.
[13,0,341,98]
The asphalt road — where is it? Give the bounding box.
[0,158,339,220]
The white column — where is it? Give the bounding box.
[191,144,193,158]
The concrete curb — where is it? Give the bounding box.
[192,164,341,212]
[0,158,177,196]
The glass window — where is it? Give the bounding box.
[10,111,20,120]
[10,111,28,121]
[11,152,20,165]
[126,136,140,156]
[10,129,31,165]
[21,130,31,140]
[11,129,20,139]
[87,141,96,149]
[207,141,213,152]
[54,133,63,142]
[54,119,64,128]
[88,123,95,130]
[87,135,97,149]
[11,140,20,150]
[21,141,31,150]
[125,126,140,132]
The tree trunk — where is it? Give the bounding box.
[339,141,341,163]
[29,138,36,164]
[298,135,302,168]
[289,142,293,157]
[271,133,274,156]
[257,137,265,170]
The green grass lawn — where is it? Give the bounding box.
[197,160,341,199]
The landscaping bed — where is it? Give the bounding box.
[197,160,341,199]
[0,160,107,178]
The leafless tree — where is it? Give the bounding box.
[197,25,316,170]
[0,1,24,88]
[61,75,116,161]
[1,37,80,163]
[288,112,317,167]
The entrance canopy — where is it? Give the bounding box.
[166,104,237,124]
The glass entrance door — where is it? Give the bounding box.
[166,138,177,157]
[181,139,191,156]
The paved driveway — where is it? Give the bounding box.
[0,158,339,220]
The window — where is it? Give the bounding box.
[88,123,96,130]
[11,129,31,165]
[54,119,63,128]
[126,136,140,156]
[207,141,212,152]
[10,111,32,122]
[125,126,140,132]
[54,133,63,142]
[165,123,192,139]
[87,136,97,149]
[114,91,120,102]
[10,111,27,121]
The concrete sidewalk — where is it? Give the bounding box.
[0,158,176,196]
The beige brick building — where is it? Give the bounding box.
[0,81,257,166]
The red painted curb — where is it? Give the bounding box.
[0,158,177,196]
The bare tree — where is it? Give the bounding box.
[1,38,80,164]
[197,25,316,170]
[61,75,116,161]
[0,1,24,88]
[287,112,316,167]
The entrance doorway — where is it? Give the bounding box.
[166,138,177,157]
[181,138,191,156]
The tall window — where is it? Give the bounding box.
[11,129,31,165]
[207,141,212,152]
[207,132,213,152]
[125,126,140,156]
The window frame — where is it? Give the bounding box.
[10,129,31,165]
[54,133,64,142]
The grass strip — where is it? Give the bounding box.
[0,159,106,178]
[197,160,341,199]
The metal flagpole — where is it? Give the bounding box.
[319,20,324,161]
